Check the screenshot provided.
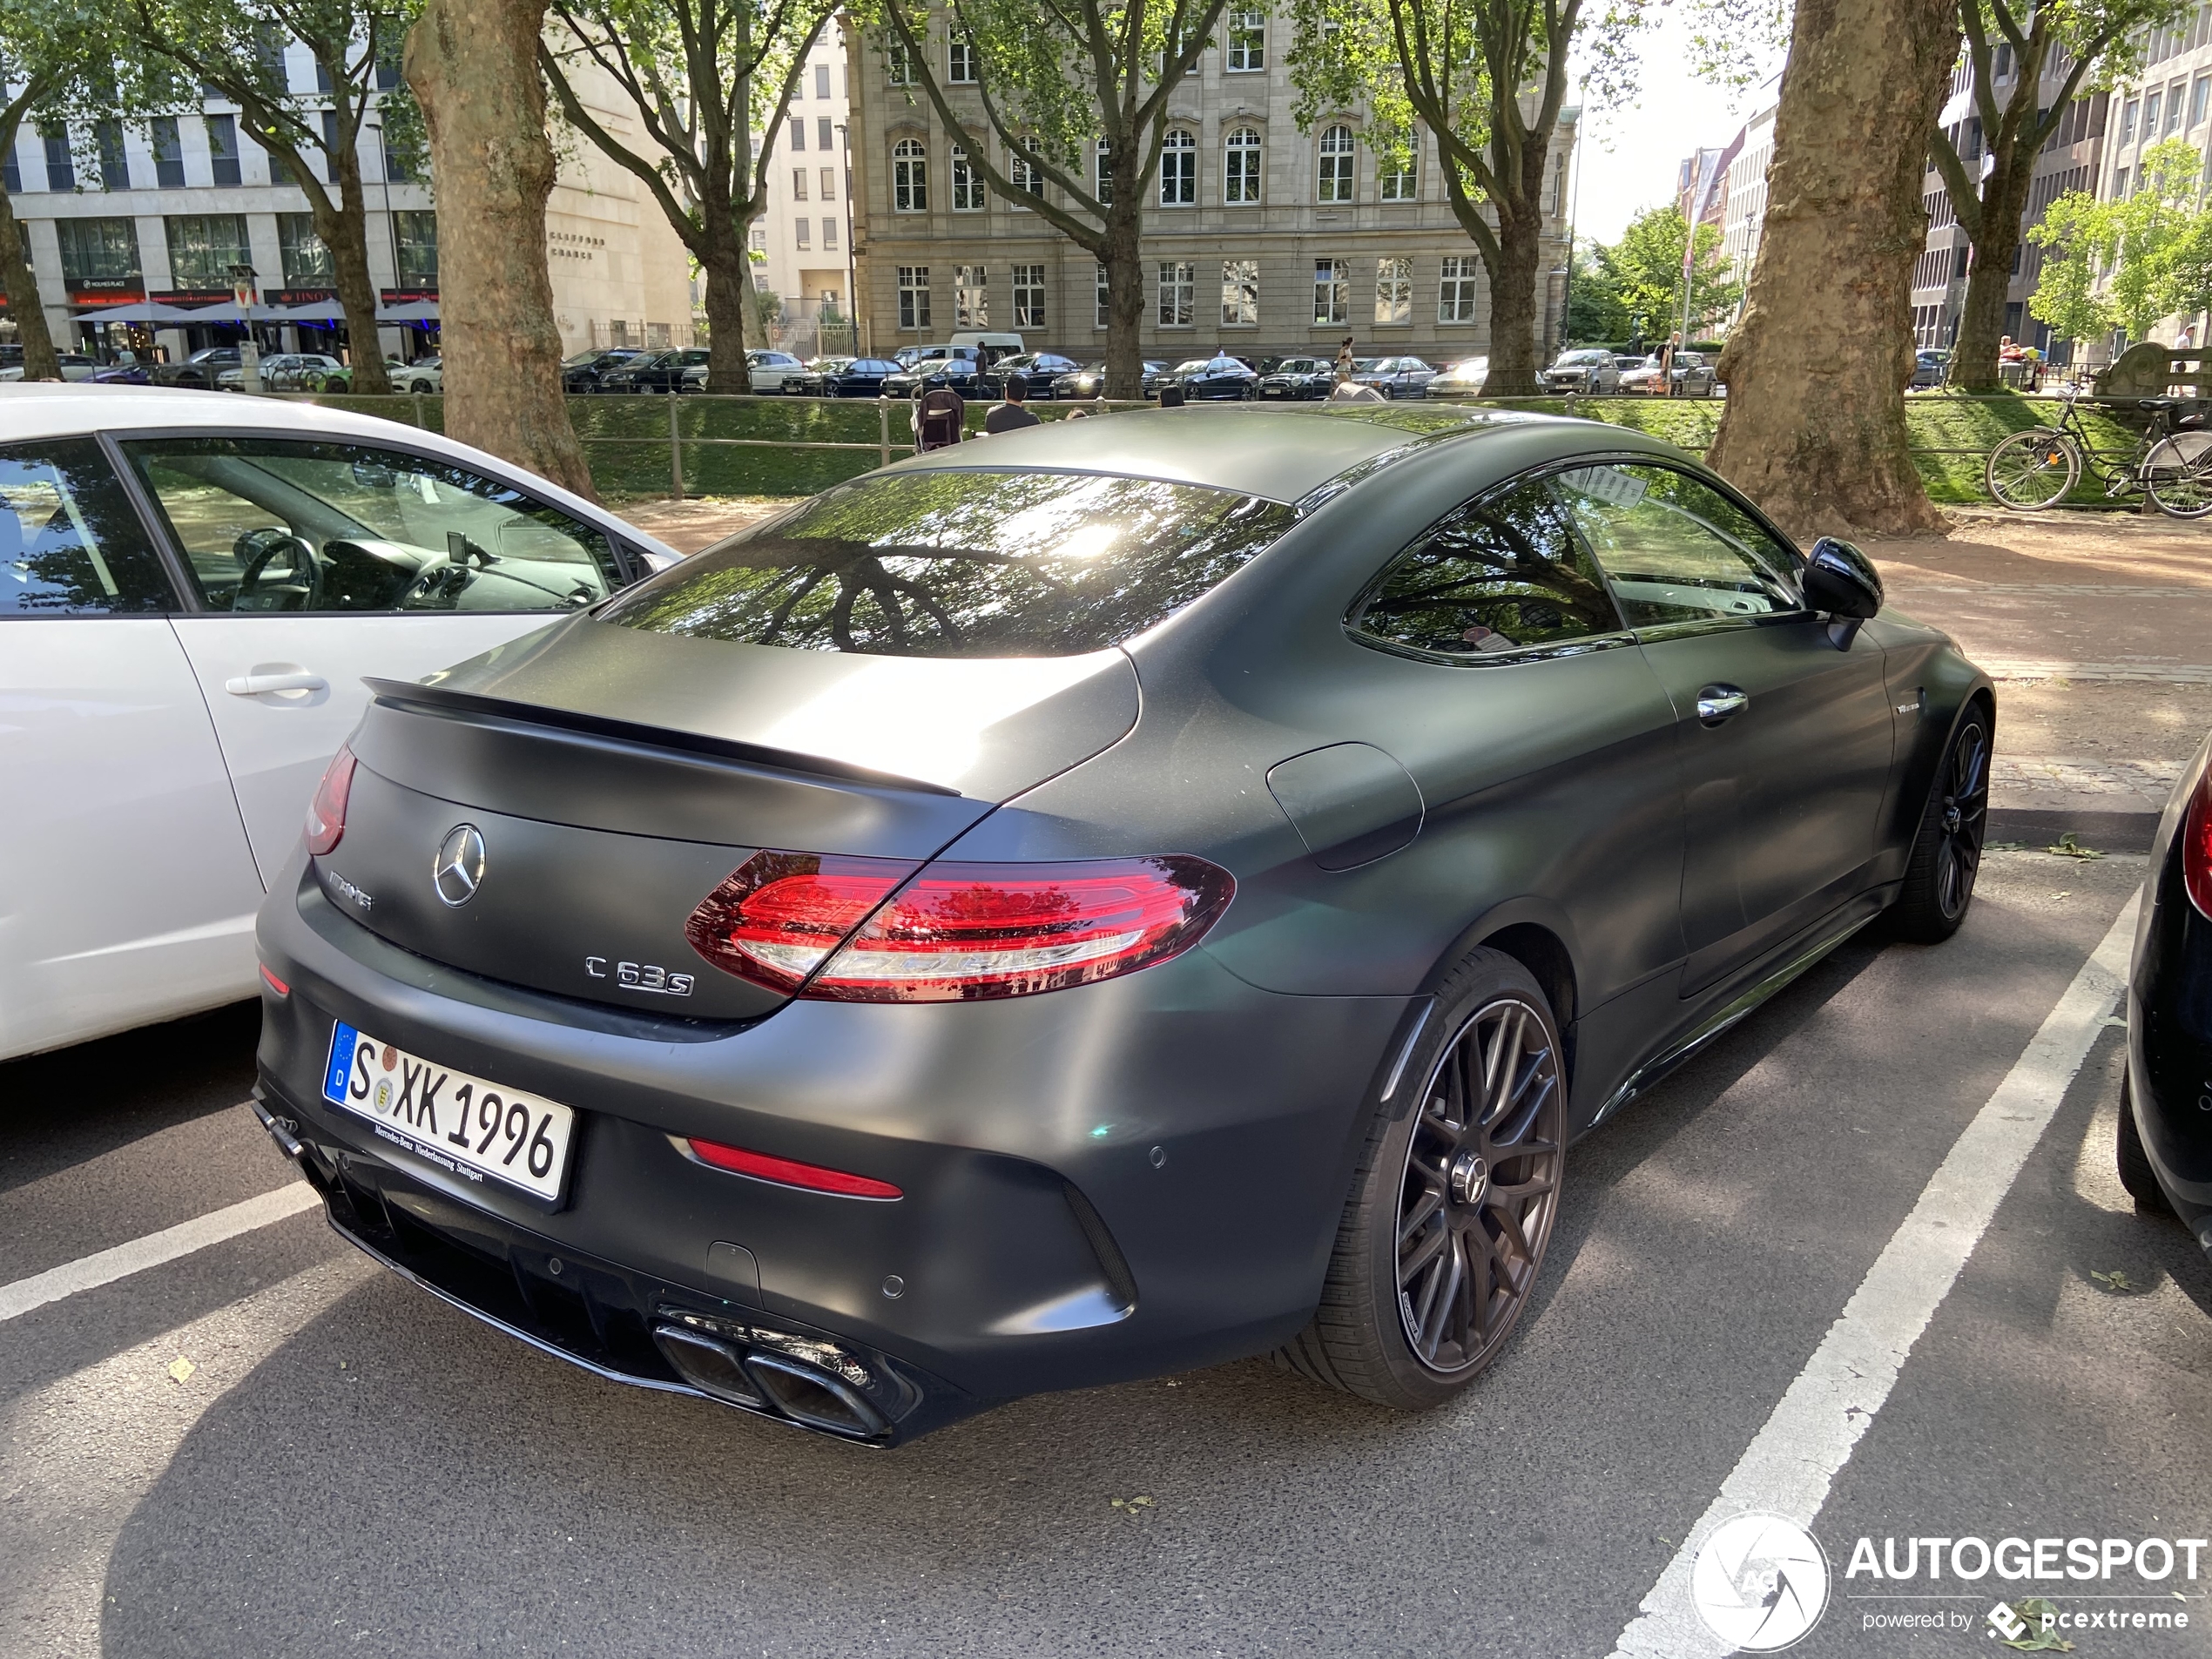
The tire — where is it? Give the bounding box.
[1889,706,1992,944]
[1985,428,2080,510]
[2144,432,2212,519]
[2117,1070,2174,1213]
[1277,948,1565,1410]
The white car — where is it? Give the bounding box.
[681,349,806,393]
[214,353,347,393]
[395,356,442,394]
[0,384,683,1061]
[0,353,100,383]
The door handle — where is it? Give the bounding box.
[225,670,328,696]
[1696,685,1750,725]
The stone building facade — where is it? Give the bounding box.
[841,12,1576,364]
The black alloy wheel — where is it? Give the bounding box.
[1393,996,1564,1374]
[1890,710,1991,942]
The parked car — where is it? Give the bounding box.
[787,356,857,395]
[0,384,682,1063]
[1670,352,1720,397]
[602,348,712,394]
[893,346,927,370]
[882,346,990,400]
[1540,349,1624,395]
[2118,732,2212,1249]
[89,360,154,385]
[1255,357,1338,401]
[1050,361,1169,400]
[1425,357,1490,400]
[987,352,1083,396]
[1161,354,1258,400]
[153,347,242,388]
[245,405,1991,1448]
[215,354,347,393]
[681,350,808,394]
[1617,355,1666,395]
[563,348,650,394]
[0,352,100,383]
[1353,357,1439,400]
[396,356,442,395]
[813,357,906,398]
[1911,349,1950,389]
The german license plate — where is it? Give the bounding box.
[322,1022,576,1202]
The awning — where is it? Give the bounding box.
[69,301,205,323]
[376,300,440,321]
[269,301,347,320]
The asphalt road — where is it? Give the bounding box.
[4,844,2204,1658]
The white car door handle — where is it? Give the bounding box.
[225,670,328,696]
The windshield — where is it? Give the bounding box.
[601,469,1296,658]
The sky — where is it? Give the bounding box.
[1568,9,1788,246]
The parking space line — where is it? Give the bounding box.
[1608,898,2139,1658]
[0,1182,320,1325]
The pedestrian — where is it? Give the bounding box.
[913,385,964,452]
[1334,336,1357,382]
[1660,332,1681,398]
[984,373,1042,434]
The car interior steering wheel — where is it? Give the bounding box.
[234,528,323,610]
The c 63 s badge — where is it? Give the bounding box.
[586,957,695,996]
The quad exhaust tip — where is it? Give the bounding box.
[651,1322,891,1440]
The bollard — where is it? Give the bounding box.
[878,400,891,468]
[413,391,427,429]
[670,394,684,500]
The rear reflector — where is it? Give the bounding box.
[678,1136,903,1199]
[259,964,290,997]
[303,744,357,856]
[685,851,1235,1002]
[2183,772,2212,920]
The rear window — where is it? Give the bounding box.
[602,469,1295,658]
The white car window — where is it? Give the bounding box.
[124,437,624,616]
[0,440,177,617]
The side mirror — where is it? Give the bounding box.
[1803,536,1883,649]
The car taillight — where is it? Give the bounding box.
[2183,772,2212,919]
[303,744,357,856]
[686,851,1234,1001]
[676,1136,902,1199]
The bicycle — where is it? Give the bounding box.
[1983,385,2212,518]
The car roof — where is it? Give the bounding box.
[880,403,1593,503]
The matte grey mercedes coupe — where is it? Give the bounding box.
[252,405,1993,1443]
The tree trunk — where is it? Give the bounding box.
[1949,155,2034,391]
[0,181,60,381]
[405,0,595,498]
[1485,196,1546,396]
[700,234,754,393]
[316,168,393,395]
[1103,204,1144,400]
[1706,0,1959,537]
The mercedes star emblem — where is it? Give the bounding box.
[432,824,487,907]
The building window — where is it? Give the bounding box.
[55,217,140,284]
[1224,126,1261,204]
[279,212,333,283]
[898,265,931,329]
[2115,165,2130,197]
[1010,147,1042,199]
[2169,79,2187,132]
[1013,263,1045,327]
[1095,137,1112,205]
[2121,98,2138,144]
[893,138,927,211]
[165,213,252,290]
[1096,263,1110,327]
[948,36,977,81]
[951,145,983,210]
[823,216,838,249]
[1160,128,1196,205]
[789,116,806,152]
[95,121,130,190]
[3,141,19,195]
[152,117,186,189]
[954,264,988,326]
[205,114,239,185]
[796,217,811,248]
[1439,254,1477,322]
[40,125,73,192]
[1222,258,1258,326]
[1378,146,1414,201]
[395,209,438,286]
[1159,260,1195,326]
[1317,125,1354,203]
[1226,10,1265,71]
[888,37,917,85]
[819,116,834,150]
[1375,256,1411,325]
[319,110,341,181]
[820,165,837,199]
[750,225,767,251]
[2145,91,2162,136]
[2193,75,2211,127]
[1312,258,1347,325]
[815,64,832,99]
[792,166,809,200]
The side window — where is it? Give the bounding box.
[0,439,176,617]
[122,437,624,616]
[1553,462,1803,628]
[1349,478,1624,658]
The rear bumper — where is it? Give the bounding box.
[255,853,1413,1436]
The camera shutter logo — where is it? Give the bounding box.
[1689,1513,1831,1650]
[433,825,487,907]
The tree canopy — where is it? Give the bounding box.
[1575,205,1740,344]
[2028,138,2212,348]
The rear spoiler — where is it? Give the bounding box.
[361,678,963,798]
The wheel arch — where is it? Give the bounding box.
[1417,898,1584,1082]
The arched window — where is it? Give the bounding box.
[1224,127,1261,205]
[950,145,983,211]
[893,138,927,212]
[1159,128,1196,206]
[1318,125,1354,203]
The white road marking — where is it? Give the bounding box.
[1608,898,2138,1658]
[0,1183,321,1325]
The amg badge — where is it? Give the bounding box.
[585,957,695,996]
